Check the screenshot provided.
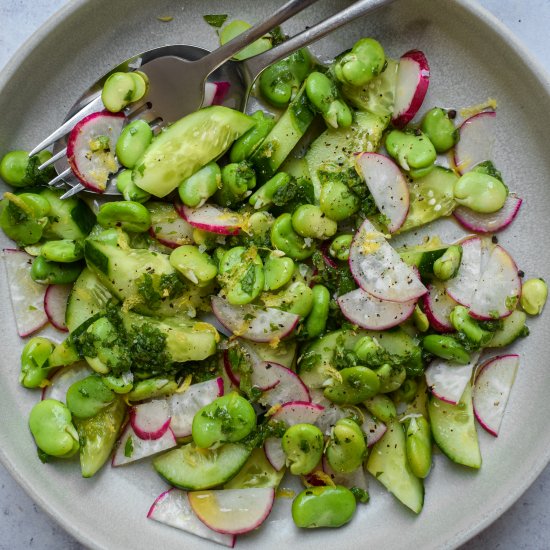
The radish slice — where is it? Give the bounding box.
[211,296,299,343]
[355,153,409,233]
[445,236,484,307]
[130,400,172,440]
[166,377,224,438]
[473,354,519,437]
[189,488,275,535]
[264,401,324,470]
[320,241,338,268]
[322,457,369,491]
[423,281,457,333]
[66,110,125,192]
[223,350,280,391]
[44,284,72,332]
[469,245,522,320]
[148,202,195,248]
[258,364,310,407]
[41,362,92,401]
[454,111,496,174]
[112,424,176,466]
[176,203,241,235]
[203,81,231,107]
[148,489,235,548]
[337,288,416,330]
[198,312,233,338]
[453,194,522,234]
[349,218,427,303]
[360,411,387,447]
[3,249,48,337]
[391,50,430,128]
[425,352,480,405]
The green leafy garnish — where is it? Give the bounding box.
[203,14,228,28]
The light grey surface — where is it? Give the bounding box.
[1,1,550,549]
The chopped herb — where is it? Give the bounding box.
[240,265,257,295]
[157,15,174,22]
[124,436,134,458]
[203,14,228,28]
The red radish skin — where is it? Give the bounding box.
[453,194,522,234]
[148,489,236,548]
[360,411,387,447]
[148,219,194,249]
[3,248,48,337]
[349,218,427,303]
[453,111,496,174]
[66,110,125,192]
[176,203,241,235]
[211,296,300,343]
[129,400,172,440]
[391,50,430,128]
[223,350,280,391]
[354,153,410,233]
[41,362,92,401]
[473,354,519,437]
[338,287,416,330]
[203,81,231,106]
[44,284,72,332]
[258,364,310,407]
[320,241,338,268]
[112,424,177,466]
[189,488,275,536]
[423,281,457,333]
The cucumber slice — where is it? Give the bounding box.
[154,442,251,490]
[400,246,450,278]
[102,72,136,113]
[399,166,457,233]
[487,310,528,347]
[49,338,80,368]
[428,382,482,469]
[224,448,285,489]
[366,421,424,513]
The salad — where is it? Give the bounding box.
[0,17,547,547]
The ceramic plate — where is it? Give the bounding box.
[1,1,550,548]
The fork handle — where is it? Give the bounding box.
[243,0,396,81]
[199,0,320,75]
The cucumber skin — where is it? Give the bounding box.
[487,310,528,347]
[366,421,424,514]
[153,442,251,490]
[428,383,482,469]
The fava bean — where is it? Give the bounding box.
[433,245,462,281]
[386,129,437,173]
[230,111,276,163]
[364,394,397,423]
[126,376,178,401]
[246,211,274,241]
[305,72,353,129]
[192,393,256,448]
[319,181,359,221]
[0,191,50,245]
[305,285,330,337]
[263,254,295,291]
[249,172,291,210]
[292,485,356,528]
[262,281,313,317]
[354,335,383,363]
[453,171,507,213]
[0,150,29,187]
[292,204,338,240]
[178,162,221,208]
[412,305,430,332]
[115,169,151,203]
[405,415,432,479]
[375,363,406,393]
[521,278,548,315]
[101,72,136,113]
[421,108,459,153]
[41,239,84,263]
[20,337,54,389]
[326,418,367,474]
[116,119,153,169]
[281,423,324,475]
[30,255,82,284]
[170,245,217,286]
[217,161,256,207]
[28,399,80,458]
[270,213,316,260]
[96,201,152,232]
[102,373,134,394]
[422,334,470,364]
[333,37,386,87]
[329,233,353,261]
[392,378,419,404]
[219,20,273,61]
[324,366,380,405]
[449,305,492,345]
[66,375,116,419]
[219,246,264,305]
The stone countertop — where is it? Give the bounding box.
[1,1,549,548]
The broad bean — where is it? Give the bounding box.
[219,20,273,61]
[116,119,153,169]
[216,161,256,207]
[422,334,470,364]
[192,393,256,448]
[453,171,507,213]
[115,169,151,203]
[102,373,134,394]
[0,150,30,187]
[326,418,367,473]
[66,375,116,419]
[324,366,380,405]
[219,246,264,305]
[292,204,338,240]
[433,245,462,281]
[305,285,330,337]
[405,415,432,479]
[30,255,82,284]
[126,376,178,401]
[96,201,152,232]
[41,239,84,263]
[281,423,324,475]
[249,172,291,210]
[375,363,406,393]
[412,305,430,332]
[319,181,359,221]
[421,108,459,153]
[329,233,353,261]
[305,72,353,129]
[292,485,356,528]
[170,245,217,286]
[364,394,397,423]
[28,399,80,458]
[262,281,314,317]
[230,111,275,163]
[333,37,386,87]
[0,191,50,245]
[521,278,548,315]
[386,129,437,174]
[178,162,221,208]
[246,211,274,242]
[354,335,383,363]
[391,378,418,404]
[20,337,54,389]
[449,305,492,345]
[263,254,295,290]
[270,213,316,260]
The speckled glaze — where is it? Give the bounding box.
[1,1,550,549]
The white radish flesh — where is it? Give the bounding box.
[338,287,416,330]
[454,111,496,174]
[349,218,427,303]
[360,411,387,447]
[322,457,369,491]
[148,203,195,248]
[176,203,241,235]
[41,362,92,402]
[203,81,231,107]
[129,400,172,440]
[188,488,275,535]
[473,354,519,437]
[3,249,48,337]
[211,296,299,343]
[453,194,522,234]
[258,364,310,407]
[355,153,410,233]
[44,284,72,332]
[147,488,235,548]
[112,424,176,466]
[423,281,457,333]
[445,236,484,307]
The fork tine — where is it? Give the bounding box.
[29,95,103,157]
[38,147,67,170]
[60,184,85,200]
[48,168,72,187]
